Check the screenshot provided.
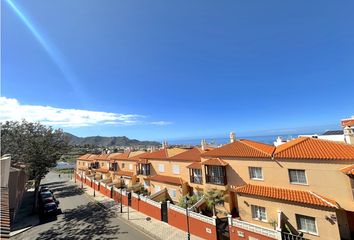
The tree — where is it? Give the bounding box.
[204,188,225,216]
[1,120,69,200]
[177,194,201,209]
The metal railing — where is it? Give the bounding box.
[205,175,227,185]
[137,169,150,176]
[190,175,202,184]
[282,232,308,240]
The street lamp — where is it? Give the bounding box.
[93,175,96,197]
[184,197,191,240]
[120,176,123,213]
[81,172,83,189]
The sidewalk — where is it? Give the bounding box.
[75,181,202,240]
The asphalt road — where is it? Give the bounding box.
[12,171,153,240]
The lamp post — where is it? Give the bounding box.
[81,172,83,189]
[93,176,96,197]
[120,176,123,213]
[184,197,191,240]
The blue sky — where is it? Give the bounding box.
[2,0,354,141]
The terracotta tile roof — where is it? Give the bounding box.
[202,158,229,166]
[114,170,134,177]
[78,154,98,161]
[141,148,187,159]
[169,148,204,162]
[186,162,202,169]
[110,151,147,161]
[342,118,354,127]
[129,152,151,161]
[274,137,354,160]
[0,187,10,239]
[95,168,109,173]
[95,154,111,161]
[234,184,338,208]
[149,175,183,185]
[341,165,354,176]
[137,158,149,164]
[202,140,275,158]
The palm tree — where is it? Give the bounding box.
[204,188,225,216]
[177,194,201,208]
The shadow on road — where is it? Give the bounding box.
[36,202,122,240]
[52,185,85,198]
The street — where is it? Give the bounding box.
[12,171,153,240]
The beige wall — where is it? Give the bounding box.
[237,194,344,240]
[150,180,183,202]
[214,157,354,211]
[116,160,137,174]
[148,159,192,182]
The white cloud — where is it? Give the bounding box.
[0,97,170,128]
[150,121,173,126]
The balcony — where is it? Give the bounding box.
[190,175,202,184]
[137,169,150,176]
[205,175,227,185]
[109,167,118,172]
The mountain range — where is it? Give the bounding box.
[64,133,160,147]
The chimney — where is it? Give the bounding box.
[230,132,236,143]
[201,139,207,151]
[150,146,156,153]
[162,141,168,149]
[344,126,354,145]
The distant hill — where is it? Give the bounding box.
[64,133,161,147]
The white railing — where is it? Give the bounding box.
[168,202,216,225]
[232,219,281,240]
[139,194,161,208]
[169,203,186,214]
[189,211,216,225]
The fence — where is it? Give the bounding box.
[75,174,285,240]
[228,217,281,240]
[167,202,217,240]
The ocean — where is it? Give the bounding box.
[167,133,308,146]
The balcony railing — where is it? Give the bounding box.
[190,175,202,184]
[137,169,150,176]
[282,232,308,240]
[205,175,227,185]
[109,167,118,171]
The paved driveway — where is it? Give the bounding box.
[12,171,152,240]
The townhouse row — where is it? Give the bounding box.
[77,134,354,240]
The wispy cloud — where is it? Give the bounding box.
[0,97,171,128]
[150,121,173,126]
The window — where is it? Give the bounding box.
[296,214,317,235]
[122,163,125,169]
[249,167,263,180]
[155,185,161,192]
[191,169,202,184]
[289,169,307,184]
[144,180,150,187]
[129,164,133,170]
[101,162,104,167]
[172,165,180,174]
[168,189,177,198]
[251,205,267,221]
[158,164,165,173]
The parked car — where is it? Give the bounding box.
[40,202,58,216]
[39,186,53,193]
[39,191,60,206]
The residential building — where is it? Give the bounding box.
[136,146,190,202]
[76,128,354,239]
[201,136,354,240]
